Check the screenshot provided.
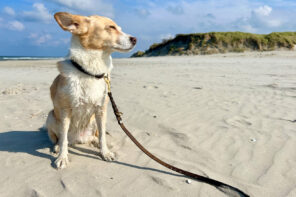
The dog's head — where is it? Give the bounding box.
[54,12,136,53]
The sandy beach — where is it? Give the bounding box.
[0,51,295,197]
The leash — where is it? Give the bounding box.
[103,76,250,197]
[69,60,250,196]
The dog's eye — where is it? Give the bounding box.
[109,25,116,30]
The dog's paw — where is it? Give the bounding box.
[55,155,69,169]
[101,151,115,161]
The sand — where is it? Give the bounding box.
[0,51,295,197]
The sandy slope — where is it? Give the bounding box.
[0,52,295,197]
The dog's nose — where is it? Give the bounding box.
[129,36,137,45]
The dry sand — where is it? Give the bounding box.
[0,51,295,197]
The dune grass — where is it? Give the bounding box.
[132,32,296,57]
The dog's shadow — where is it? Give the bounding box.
[71,145,184,178]
[0,128,55,162]
[0,129,183,178]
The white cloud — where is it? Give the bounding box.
[4,6,15,16]
[251,5,281,28]
[22,3,52,23]
[115,0,287,52]
[235,4,283,33]
[48,0,114,17]
[28,33,70,46]
[29,33,52,45]
[36,34,52,45]
[254,5,272,17]
[160,33,174,41]
[8,20,25,31]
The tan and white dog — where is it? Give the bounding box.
[46,12,136,169]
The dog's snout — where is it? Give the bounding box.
[129,36,137,45]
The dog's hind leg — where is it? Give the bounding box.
[90,129,100,148]
[46,110,60,153]
[54,109,71,169]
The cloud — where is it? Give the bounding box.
[2,0,296,57]
[160,33,174,41]
[29,33,52,45]
[233,4,285,33]
[4,6,15,16]
[37,34,52,45]
[28,33,70,46]
[8,20,25,31]
[248,5,281,31]
[254,5,272,17]
[22,3,52,23]
[48,0,114,17]
[252,5,281,28]
[115,0,287,53]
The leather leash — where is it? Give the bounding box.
[103,76,250,197]
[69,59,250,196]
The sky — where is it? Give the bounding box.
[1,0,296,57]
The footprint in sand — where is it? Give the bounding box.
[263,83,278,89]
[150,176,174,190]
[30,188,45,197]
[225,116,252,128]
[1,83,25,95]
[158,124,190,148]
[143,85,159,89]
[170,132,189,142]
[192,87,202,90]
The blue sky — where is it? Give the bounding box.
[1,0,296,57]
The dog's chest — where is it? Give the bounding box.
[68,76,106,107]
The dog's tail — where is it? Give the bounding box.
[39,110,53,132]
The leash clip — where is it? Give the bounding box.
[116,112,123,116]
[104,75,111,93]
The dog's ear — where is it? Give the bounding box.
[54,12,89,35]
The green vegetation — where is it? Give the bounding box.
[131,50,145,57]
[131,32,296,57]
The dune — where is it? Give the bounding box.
[0,51,295,197]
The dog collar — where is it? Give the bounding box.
[69,59,105,79]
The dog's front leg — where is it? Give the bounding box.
[95,96,115,161]
[55,109,71,169]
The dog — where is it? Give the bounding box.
[46,12,137,169]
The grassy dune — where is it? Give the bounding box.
[132,32,296,57]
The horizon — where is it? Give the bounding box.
[1,0,296,58]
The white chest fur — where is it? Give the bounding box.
[57,36,113,107]
[68,74,106,107]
